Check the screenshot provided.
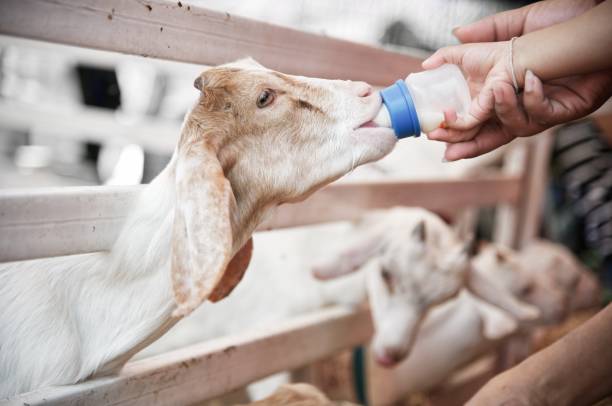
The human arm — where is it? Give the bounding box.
[421,0,612,160]
[512,0,612,86]
[467,304,612,406]
[453,0,602,44]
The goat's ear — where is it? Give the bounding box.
[466,266,540,322]
[194,76,204,91]
[469,294,518,340]
[235,57,265,69]
[171,141,234,317]
[364,259,388,319]
[208,238,253,302]
[412,220,426,242]
[312,230,381,280]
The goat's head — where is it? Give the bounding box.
[515,242,590,322]
[313,208,471,367]
[170,59,396,316]
[474,243,566,324]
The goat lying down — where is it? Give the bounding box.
[0,58,397,398]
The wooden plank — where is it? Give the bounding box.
[0,100,179,155]
[0,176,521,262]
[261,176,522,230]
[0,186,143,262]
[594,113,612,146]
[515,131,554,249]
[494,141,529,248]
[7,307,373,406]
[0,0,422,86]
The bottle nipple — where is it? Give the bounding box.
[373,104,392,128]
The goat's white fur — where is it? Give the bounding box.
[0,166,177,395]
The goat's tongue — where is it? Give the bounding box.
[359,120,378,128]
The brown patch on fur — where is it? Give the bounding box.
[209,238,253,302]
[270,71,304,88]
[294,98,325,115]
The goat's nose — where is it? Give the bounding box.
[349,81,373,97]
[375,348,402,368]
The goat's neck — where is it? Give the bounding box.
[75,165,178,375]
[91,150,271,366]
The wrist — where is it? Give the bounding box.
[512,36,529,89]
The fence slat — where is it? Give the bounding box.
[0,100,179,155]
[6,307,372,406]
[0,0,421,86]
[261,176,522,231]
[0,177,521,263]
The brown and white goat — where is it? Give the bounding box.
[0,58,396,397]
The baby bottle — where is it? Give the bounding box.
[374,64,471,138]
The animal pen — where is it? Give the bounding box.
[0,1,607,405]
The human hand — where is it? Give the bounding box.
[453,0,600,43]
[421,40,514,139]
[439,69,612,161]
[423,0,609,161]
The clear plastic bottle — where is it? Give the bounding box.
[373,64,471,138]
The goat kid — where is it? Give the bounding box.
[518,239,601,313]
[368,290,519,401]
[0,58,396,397]
[475,240,600,324]
[477,240,602,368]
[313,207,539,367]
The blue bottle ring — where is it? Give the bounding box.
[380,80,421,138]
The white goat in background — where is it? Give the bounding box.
[367,239,600,401]
[0,58,398,398]
[314,207,539,366]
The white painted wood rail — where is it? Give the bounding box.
[0,100,179,155]
[0,176,521,263]
[0,0,421,86]
[5,307,372,406]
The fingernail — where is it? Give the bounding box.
[525,70,534,93]
[452,27,461,38]
[442,157,448,163]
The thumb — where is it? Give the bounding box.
[422,44,469,70]
[453,18,497,43]
[453,8,528,43]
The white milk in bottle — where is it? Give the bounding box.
[373,64,471,138]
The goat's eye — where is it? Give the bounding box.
[381,269,394,291]
[256,89,275,108]
[520,284,533,295]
